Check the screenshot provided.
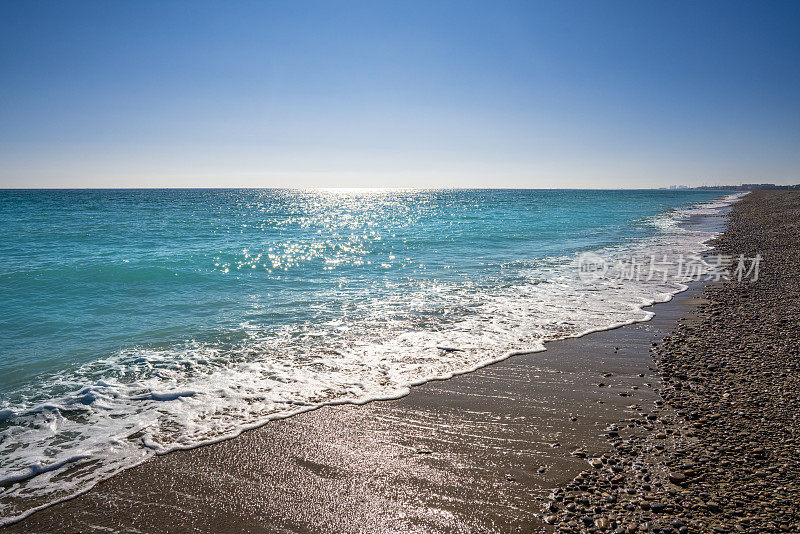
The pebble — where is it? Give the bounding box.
[668,471,687,484]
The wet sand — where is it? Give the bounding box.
[5,281,711,533]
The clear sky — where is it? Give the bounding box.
[1,1,798,188]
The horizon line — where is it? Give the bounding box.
[0,186,758,191]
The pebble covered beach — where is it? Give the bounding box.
[542,191,800,533]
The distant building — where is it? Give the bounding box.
[682,183,800,191]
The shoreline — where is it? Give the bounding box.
[4,280,721,529]
[5,288,708,533]
[2,195,738,532]
[0,281,713,530]
[542,191,800,533]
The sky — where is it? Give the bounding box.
[1,1,799,188]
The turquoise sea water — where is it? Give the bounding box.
[0,188,732,522]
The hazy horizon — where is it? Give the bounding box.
[0,185,775,191]
[2,1,799,189]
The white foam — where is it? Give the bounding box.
[0,192,745,526]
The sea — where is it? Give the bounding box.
[0,188,742,524]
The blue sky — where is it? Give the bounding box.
[1,1,798,188]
